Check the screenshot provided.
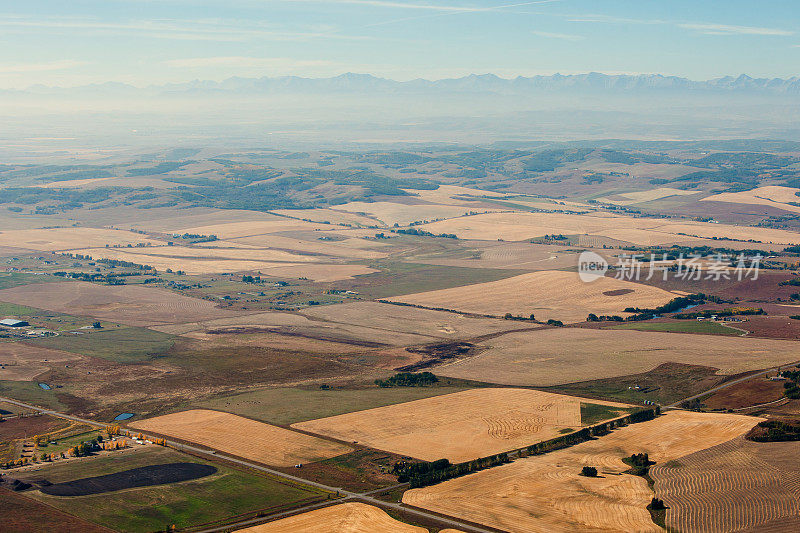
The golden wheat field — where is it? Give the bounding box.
[174,219,334,239]
[293,388,631,462]
[238,502,426,533]
[701,185,800,213]
[417,211,800,245]
[437,328,800,386]
[226,234,388,259]
[0,280,246,326]
[0,227,161,251]
[385,270,676,323]
[652,436,800,533]
[129,409,352,467]
[403,411,758,533]
[601,187,699,205]
[334,201,497,226]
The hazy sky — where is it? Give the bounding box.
[2,0,798,88]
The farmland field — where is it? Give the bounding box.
[386,270,676,323]
[606,320,743,336]
[195,385,474,425]
[19,446,328,533]
[0,281,249,326]
[437,328,800,386]
[293,388,632,462]
[0,488,113,533]
[240,502,426,533]
[0,227,161,251]
[403,411,758,533]
[130,409,352,466]
[418,211,800,245]
[0,342,80,380]
[653,436,800,533]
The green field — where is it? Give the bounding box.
[25,446,331,533]
[0,381,66,411]
[606,320,742,336]
[0,301,114,332]
[195,385,472,425]
[580,402,635,425]
[26,327,175,363]
[0,273,58,291]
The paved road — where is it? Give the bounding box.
[666,361,799,408]
[0,395,503,533]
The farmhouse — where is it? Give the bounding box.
[0,318,29,328]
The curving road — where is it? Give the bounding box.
[0,395,504,533]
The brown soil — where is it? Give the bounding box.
[0,414,70,442]
[703,378,786,410]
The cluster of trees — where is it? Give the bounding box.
[403,453,511,488]
[580,466,598,477]
[779,278,800,287]
[673,307,765,320]
[747,420,800,442]
[375,372,438,388]
[587,314,625,322]
[241,275,263,284]
[624,294,706,316]
[624,452,654,476]
[392,228,457,239]
[503,313,536,321]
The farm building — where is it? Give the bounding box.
[0,318,29,328]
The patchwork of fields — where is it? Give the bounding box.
[436,328,800,386]
[403,411,759,533]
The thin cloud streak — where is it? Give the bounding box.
[0,60,86,73]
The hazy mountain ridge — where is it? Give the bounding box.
[10,72,800,96]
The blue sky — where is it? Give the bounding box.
[1,0,798,88]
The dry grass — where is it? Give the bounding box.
[0,227,161,251]
[293,388,631,462]
[403,411,758,533]
[258,263,378,281]
[386,270,676,323]
[299,301,533,340]
[653,436,800,533]
[437,328,800,387]
[174,219,333,239]
[0,281,247,326]
[129,409,351,467]
[228,234,387,260]
[334,201,496,226]
[238,502,426,533]
[0,342,80,381]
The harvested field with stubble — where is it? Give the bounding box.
[418,211,800,245]
[403,411,759,533]
[0,281,248,326]
[653,436,800,533]
[385,270,676,323]
[438,328,800,386]
[239,502,426,533]
[0,227,161,251]
[130,409,352,467]
[293,388,632,462]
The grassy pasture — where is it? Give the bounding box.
[26,327,175,363]
[23,446,329,533]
